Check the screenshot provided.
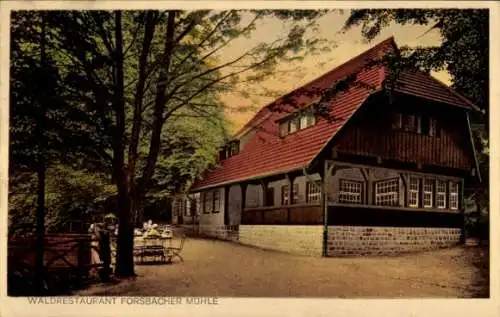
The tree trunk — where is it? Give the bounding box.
[112,11,135,278]
[34,160,45,292]
[34,12,47,293]
[114,173,135,277]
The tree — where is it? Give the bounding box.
[10,11,65,292]
[342,9,489,216]
[20,9,333,277]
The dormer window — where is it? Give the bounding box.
[230,141,240,156]
[278,112,317,138]
[218,140,240,161]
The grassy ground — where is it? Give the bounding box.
[77,238,489,298]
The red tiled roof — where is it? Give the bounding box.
[394,70,480,111]
[191,37,478,191]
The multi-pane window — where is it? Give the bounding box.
[306,181,321,203]
[408,176,420,207]
[375,178,399,206]
[392,112,442,137]
[292,183,299,204]
[436,180,447,209]
[449,181,459,210]
[213,190,220,213]
[423,179,433,208]
[339,179,363,204]
[204,192,212,213]
[281,185,290,205]
[178,199,184,216]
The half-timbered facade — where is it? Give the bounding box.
[176,37,481,256]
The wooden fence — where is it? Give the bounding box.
[8,233,111,295]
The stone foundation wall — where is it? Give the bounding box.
[327,226,462,256]
[192,225,239,241]
[239,225,323,256]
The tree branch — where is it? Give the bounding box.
[127,11,158,187]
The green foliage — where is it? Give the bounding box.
[9,166,115,234]
[10,9,332,275]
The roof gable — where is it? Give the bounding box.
[192,37,478,191]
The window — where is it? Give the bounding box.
[172,199,179,217]
[449,181,459,210]
[178,199,184,217]
[306,113,316,126]
[403,114,416,132]
[292,183,299,204]
[278,112,317,137]
[213,190,220,213]
[279,122,288,138]
[408,176,420,207]
[416,115,422,134]
[339,179,363,204]
[429,118,438,136]
[392,113,402,129]
[195,195,201,215]
[281,185,290,205]
[204,192,212,213]
[375,178,399,206]
[300,115,308,129]
[230,141,240,156]
[289,118,298,133]
[423,179,433,208]
[436,180,447,209]
[184,199,190,216]
[306,181,321,203]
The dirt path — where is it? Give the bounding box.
[77,238,489,298]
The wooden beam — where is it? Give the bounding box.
[241,183,248,212]
[328,160,462,181]
[285,173,295,205]
[359,168,372,205]
[322,160,329,257]
[260,179,269,207]
[223,186,230,225]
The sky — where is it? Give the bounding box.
[218,10,451,133]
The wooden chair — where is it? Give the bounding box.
[165,234,186,263]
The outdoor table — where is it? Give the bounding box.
[136,236,172,248]
[133,236,173,264]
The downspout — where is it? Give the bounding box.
[302,167,328,257]
[466,112,482,183]
[460,178,466,244]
